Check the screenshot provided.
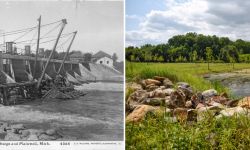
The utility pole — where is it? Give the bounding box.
[57,31,77,74]
[37,19,67,88]
[33,15,41,79]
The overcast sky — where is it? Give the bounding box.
[126,0,250,46]
[0,0,124,61]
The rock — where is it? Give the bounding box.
[1,123,10,131]
[46,129,57,136]
[237,97,250,108]
[159,86,166,90]
[146,84,159,91]
[209,101,225,109]
[145,79,161,86]
[4,132,21,140]
[187,109,197,121]
[202,89,217,99]
[191,93,203,106]
[209,96,228,104]
[140,80,147,88]
[177,82,190,88]
[27,129,45,136]
[185,101,193,108]
[153,89,165,98]
[197,106,222,121]
[196,103,205,109]
[20,130,30,138]
[170,91,186,107]
[163,78,174,88]
[178,87,193,99]
[165,91,186,109]
[27,134,39,140]
[126,105,157,123]
[220,107,248,117]
[162,88,175,96]
[143,98,165,106]
[11,124,25,130]
[39,134,57,140]
[127,82,143,91]
[127,90,148,103]
[165,108,173,115]
[153,76,166,82]
[226,99,240,107]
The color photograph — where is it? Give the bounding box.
[126,0,250,149]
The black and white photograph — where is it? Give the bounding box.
[0,0,124,143]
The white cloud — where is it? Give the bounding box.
[126,0,250,46]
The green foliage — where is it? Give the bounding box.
[126,32,249,63]
[126,114,250,150]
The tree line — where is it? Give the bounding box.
[126,32,250,63]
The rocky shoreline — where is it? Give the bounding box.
[126,76,250,123]
[0,122,76,141]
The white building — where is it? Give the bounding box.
[92,51,113,67]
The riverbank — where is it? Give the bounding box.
[0,82,124,141]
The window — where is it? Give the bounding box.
[107,61,109,64]
[100,61,103,64]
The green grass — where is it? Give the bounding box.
[126,62,250,149]
[126,62,250,96]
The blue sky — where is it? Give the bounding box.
[126,0,250,46]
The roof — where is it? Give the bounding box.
[92,56,112,62]
[70,51,83,58]
[92,51,112,59]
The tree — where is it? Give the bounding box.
[206,47,213,70]
[83,53,92,62]
[112,53,118,62]
[192,50,198,63]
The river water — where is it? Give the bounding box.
[205,70,250,97]
[0,82,124,140]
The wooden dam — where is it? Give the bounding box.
[0,17,122,105]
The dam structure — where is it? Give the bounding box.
[0,16,122,106]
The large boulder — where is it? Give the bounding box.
[165,91,186,109]
[126,105,157,123]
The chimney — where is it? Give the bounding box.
[6,42,14,54]
[25,45,31,55]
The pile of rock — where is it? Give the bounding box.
[0,122,65,140]
[126,76,250,123]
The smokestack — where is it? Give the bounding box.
[25,45,31,55]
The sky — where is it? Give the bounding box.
[0,0,124,61]
[126,0,250,46]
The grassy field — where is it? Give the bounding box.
[126,62,250,150]
[126,62,250,97]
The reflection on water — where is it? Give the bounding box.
[206,73,250,97]
[0,82,124,140]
